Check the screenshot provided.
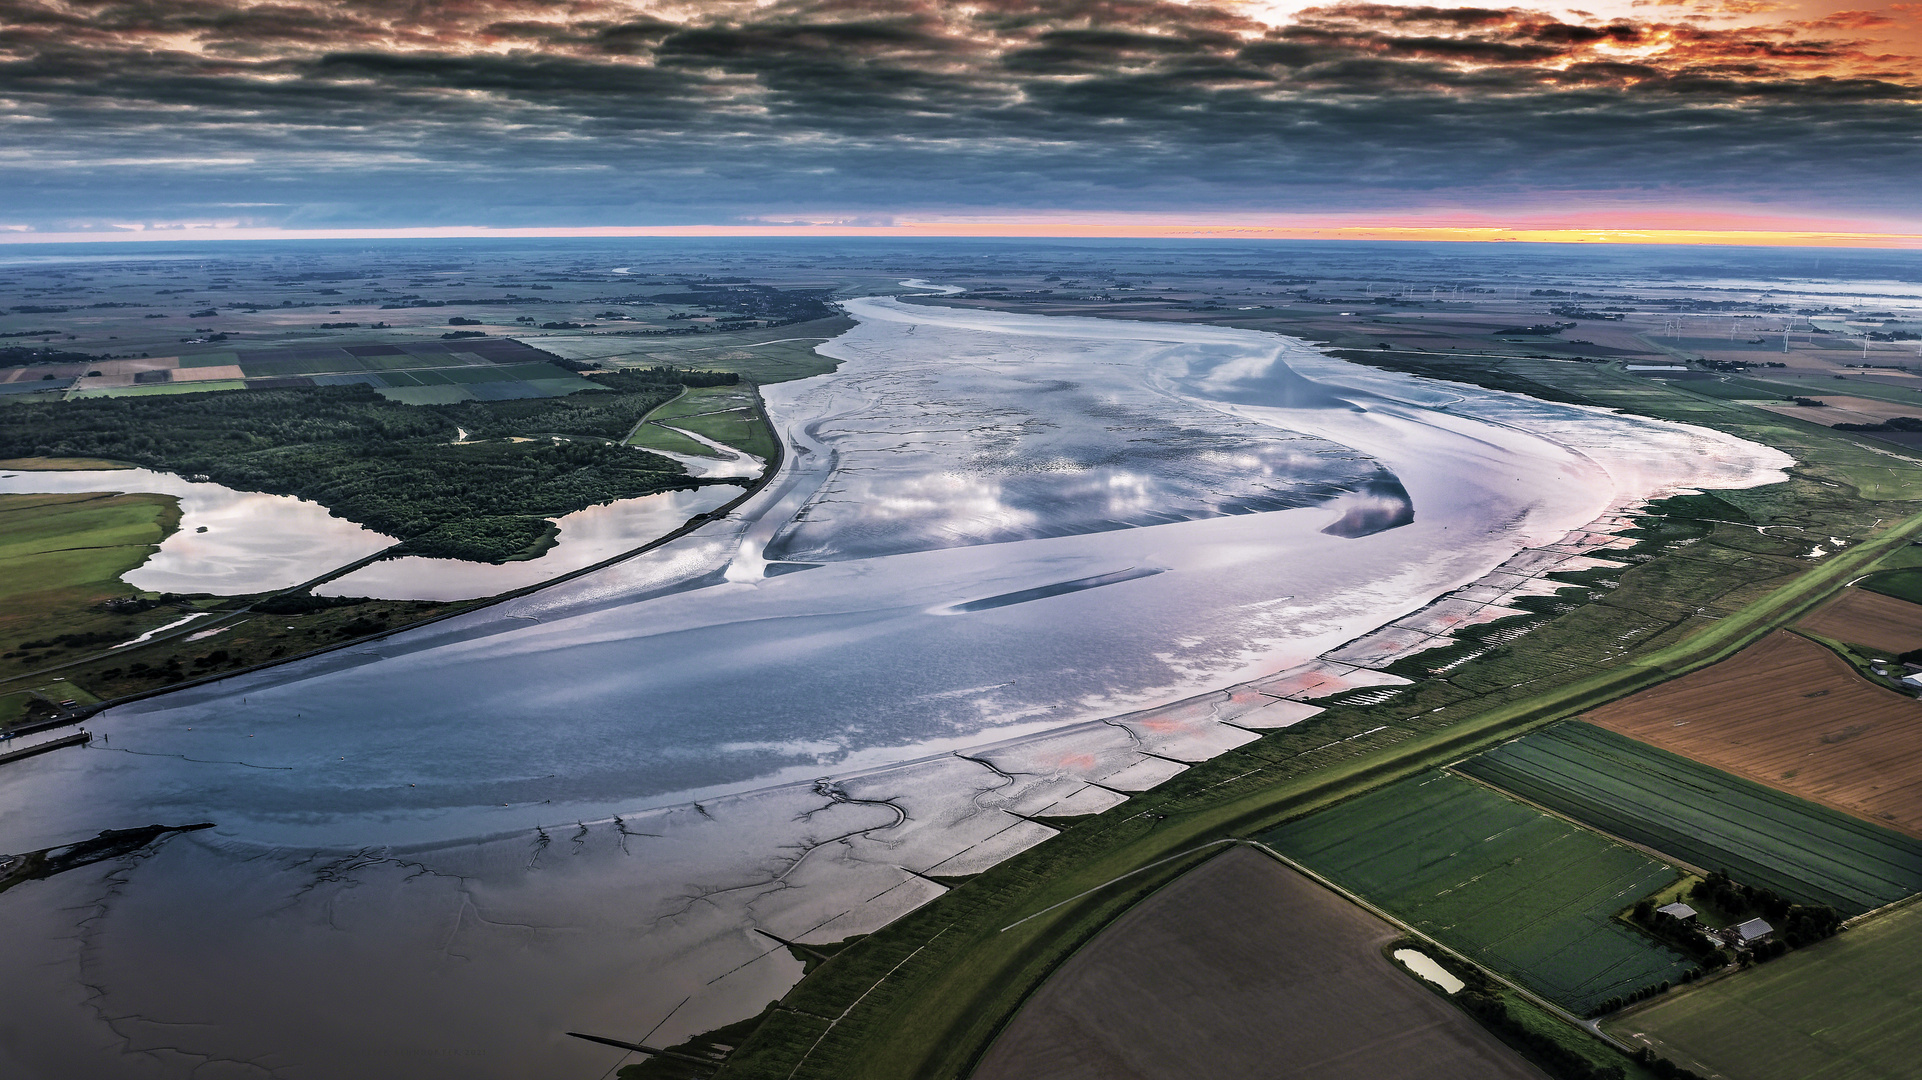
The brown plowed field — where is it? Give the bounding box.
[1795,587,1922,656]
[971,846,1545,1080]
[1584,630,1922,838]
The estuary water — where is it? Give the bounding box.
[0,299,1789,1079]
[0,467,394,593]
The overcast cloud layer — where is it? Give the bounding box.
[1,0,1919,232]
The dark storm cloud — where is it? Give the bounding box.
[0,0,1916,228]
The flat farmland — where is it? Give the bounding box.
[669,407,776,459]
[972,846,1548,1080]
[1261,772,1693,1016]
[644,384,776,457]
[1458,723,1922,915]
[1752,394,1922,428]
[1583,629,1922,836]
[1795,589,1922,655]
[0,490,183,696]
[648,383,752,421]
[1608,900,1922,1080]
[1860,568,1922,606]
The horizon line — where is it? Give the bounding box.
[4,222,1922,249]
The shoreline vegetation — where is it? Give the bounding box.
[0,367,740,564]
[701,308,1922,1080]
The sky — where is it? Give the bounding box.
[2,0,1920,244]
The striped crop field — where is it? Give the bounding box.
[1261,771,1695,1016]
[1457,723,1922,916]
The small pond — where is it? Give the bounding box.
[1393,948,1465,994]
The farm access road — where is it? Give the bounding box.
[719,505,1922,1080]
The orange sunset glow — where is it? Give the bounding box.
[0,0,1916,239]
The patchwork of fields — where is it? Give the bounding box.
[237,340,600,402]
[1261,771,1694,1016]
[1457,723,1922,915]
[1582,630,1922,838]
[49,338,608,404]
[1609,899,1922,1080]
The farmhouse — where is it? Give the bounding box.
[1656,902,1699,924]
[1726,918,1774,947]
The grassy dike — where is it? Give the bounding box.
[713,507,1922,1080]
[714,357,1922,1080]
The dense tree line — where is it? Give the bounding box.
[1630,900,1726,965]
[1835,416,1922,433]
[1596,973,1697,1015]
[0,375,724,562]
[639,285,835,323]
[2,345,101,365]
[1690,871,1842,952]
[626,366,740,388]
[1630,1047,1707,1080]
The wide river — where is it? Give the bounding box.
[0,299,1788,1078]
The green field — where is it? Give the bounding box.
[648,383,752,420]
[629,384,778,459]
[1679,376,1799,400]
[1609,899,1922,1080]
[1260,771,1694,1015]
[0,490,184,711]
[613,318,853,383]
[1819,461,1922,501]
[1859,566,1922,604]
[518,317,852,384]
[238,354,351,377]
[1742,373,1922,408]
[666,407,777,459]
[439,365,514,384]
[1457,723,1922,915]
[177,352,239,368]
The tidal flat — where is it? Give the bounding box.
[0,297,1789,1078]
